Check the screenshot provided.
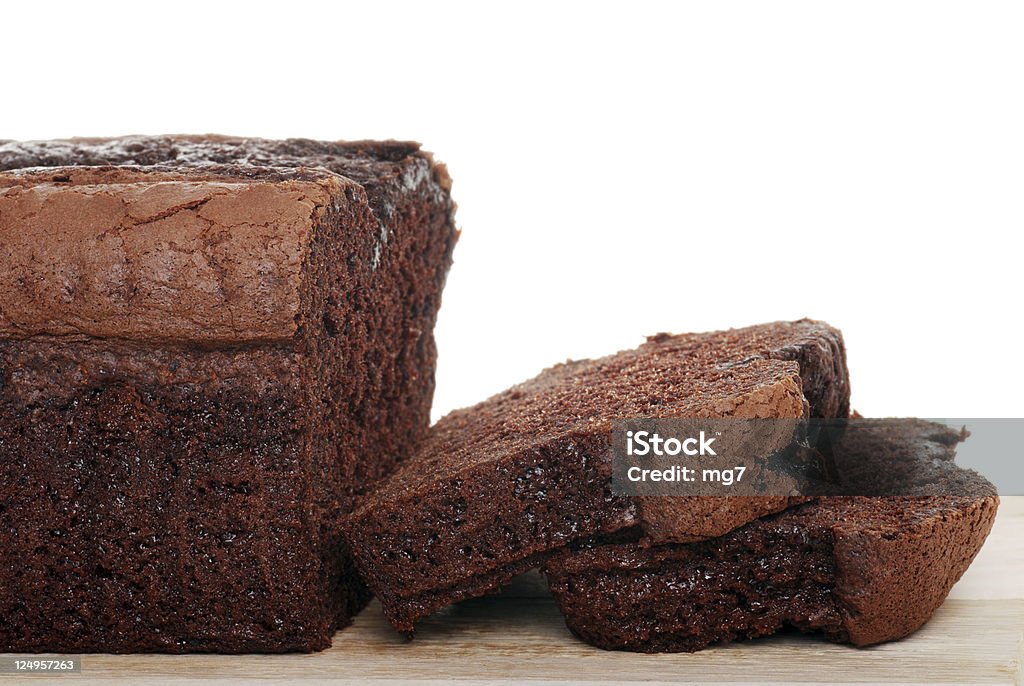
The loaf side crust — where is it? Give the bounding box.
[0,166,356,344]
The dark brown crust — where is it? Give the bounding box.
[0,136,458,653]
[346,320,850,633]
[544,420,999,652]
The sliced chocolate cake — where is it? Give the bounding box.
[0,136,458,652]
[345,320,849,632]
[544,419,998,652]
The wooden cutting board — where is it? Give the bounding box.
[7,497,1022,685]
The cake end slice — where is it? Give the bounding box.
[544,419,999,652]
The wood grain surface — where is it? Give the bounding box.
[4,497,1021,685]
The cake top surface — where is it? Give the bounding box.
[355,319,843,508]
[0,135,439,188]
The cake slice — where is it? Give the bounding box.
[544,419,999,652]
[345,320,850,632]
[0,136,457,652]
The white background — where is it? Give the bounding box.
[5,1,1022,419]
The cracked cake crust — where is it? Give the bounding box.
[0,167,355,343]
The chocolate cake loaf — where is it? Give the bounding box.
[0,136,457,652]
[545,419,999,652]
[346,320,850,632]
